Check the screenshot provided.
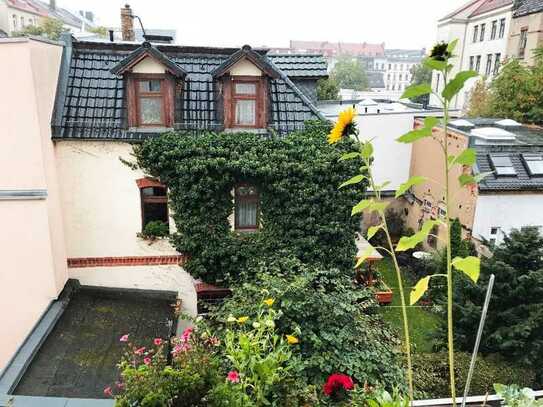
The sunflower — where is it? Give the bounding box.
[328,107,357,144]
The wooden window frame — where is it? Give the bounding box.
[234,183,260,232]
[127,73,176,128]
[223,76,267,129]
[138,180,169,232]
[518,27,528,59]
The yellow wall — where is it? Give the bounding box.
[507,12,543,66]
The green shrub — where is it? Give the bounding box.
[212,256,406,390]
[412,352,536,399]
[140,220,169,239]
[132,126,363,285]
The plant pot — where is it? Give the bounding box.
[374,281,393,305]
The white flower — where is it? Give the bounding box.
[265,320,275,329]
[227,315,236,323]
[252,322,261,329]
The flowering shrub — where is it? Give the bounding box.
[112,325,221,407]
[208,298,302,406]
[323,373,354,402]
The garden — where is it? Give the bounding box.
[107,41,543,406]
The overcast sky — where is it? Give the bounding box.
[59,0,468,49]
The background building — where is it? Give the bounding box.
[430,0,513,111]
[507,0,543,65]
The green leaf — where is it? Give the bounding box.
[373,181,391,192]
[442,70,478,101]
[361,142,374,159]
[367,224,382,240]
[452,148,476,166]
[459,171,493,187]
[351,199,372,216]
[397,117,438,144]
[339,174,366,189]
[447,39,459,54]
[354,246,374,268]
[423,57,447,72]
[452,256,480,283]
[396,219,441,251]
[410,276,430,305]
[401,83,432,100]
[369,200,390,214]
[339,152,360,161]
[395,176,426,198]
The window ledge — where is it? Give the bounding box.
[129,127,174,133]
[224,128,268,135]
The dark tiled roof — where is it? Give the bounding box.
[267,53,328,77]
[211,45,280,78]
[513,0,543,16]
[53,39,325,140]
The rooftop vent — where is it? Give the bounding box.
[450,119,474,127]
[358,98,378,106]
[471,127,516,141]
[496,119,522,127]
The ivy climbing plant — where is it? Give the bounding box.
[330,40,485,404]
[132,122,363,285]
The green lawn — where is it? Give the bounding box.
[377,257,442,353]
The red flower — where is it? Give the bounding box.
[153,338,163,346]
[226,370,240,383]
[134,347,146,355]
[103,386,113,397]
[143,357,151,365]
[323,373,354,397]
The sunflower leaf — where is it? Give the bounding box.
[451,148,476,166]
[401,84,432,100]
[361,142,374,159]
[410,276,430,305]
[355,246,375,268]
[396,219,441,251]
[351,199,372,216]
[424,58,447,72]
[442,70,478,101]
[395,176,426,198]
[367,224,383,240]
[339,174,366,189]
[339,152,360,161]
[452,256,480,283]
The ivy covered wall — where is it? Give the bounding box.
[133,123,366,284]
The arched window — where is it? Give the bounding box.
[136,178,169,231]
[234,184,259,231]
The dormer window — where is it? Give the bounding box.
[135,77,168,126]
[232,79,261,127]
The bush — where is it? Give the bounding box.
[140,220,169,240]
[133,126,363,285]
[412,352,535,399]
[212,256,406,390]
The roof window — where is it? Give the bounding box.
[489,155,516,176]
[471,127,516,141]
[522,154,543,176]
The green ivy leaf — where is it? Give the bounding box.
[423,57,447,72]
[401,83,432,100]
[442,70,478,101]
[339,152,360,161]
[354,246,374,268]
[367,224,382,240]
[452,256,480,283]
[410,276,430,305]
[395,176,426,198]
[351,199,372,216]
[452,148,476,166]
[339,174,366,189]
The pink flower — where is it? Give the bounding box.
[181,327,193,343]
[103,386,113,397]
[115,381,125,390]
[134,347,146,355]
[227,370,240,384]
[119,334,129,342]
[143,357,151,365]
[153,338,163,346]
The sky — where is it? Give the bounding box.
[59,0,469,50]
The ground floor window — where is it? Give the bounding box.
[234,184,259,231]
[137,178,169,231]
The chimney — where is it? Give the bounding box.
[49,0,56,10]
[120,4,135,42]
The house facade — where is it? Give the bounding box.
[0,9,328,370]
[430,0,513,110]
[507,0,543,65]
[406,117,543,250]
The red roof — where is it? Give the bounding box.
[289,40,385,57]
[5,0,48,17]
[470,0,513,17]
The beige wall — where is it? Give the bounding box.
[0,38,67,369]
[0,3,42,35]
[406,120,477,249]
[507,12,543,65]
[229,58,262,76]
[54,141,179,258]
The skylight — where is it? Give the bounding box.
[471,127,516,141]
[490,155,516,176]
[450,119,474,127]
[496,119,522,127]
[523,154,543,176]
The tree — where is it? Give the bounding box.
[316,78,339,100]
[88,26,109,38]
[409,63,432,105]
[452,227,543,380]
[13,17,65,41]
[329,56,368,91]
[466,79,493,118]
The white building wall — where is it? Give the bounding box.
[472,193,543,244]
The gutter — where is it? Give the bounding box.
[50,32,73,138]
